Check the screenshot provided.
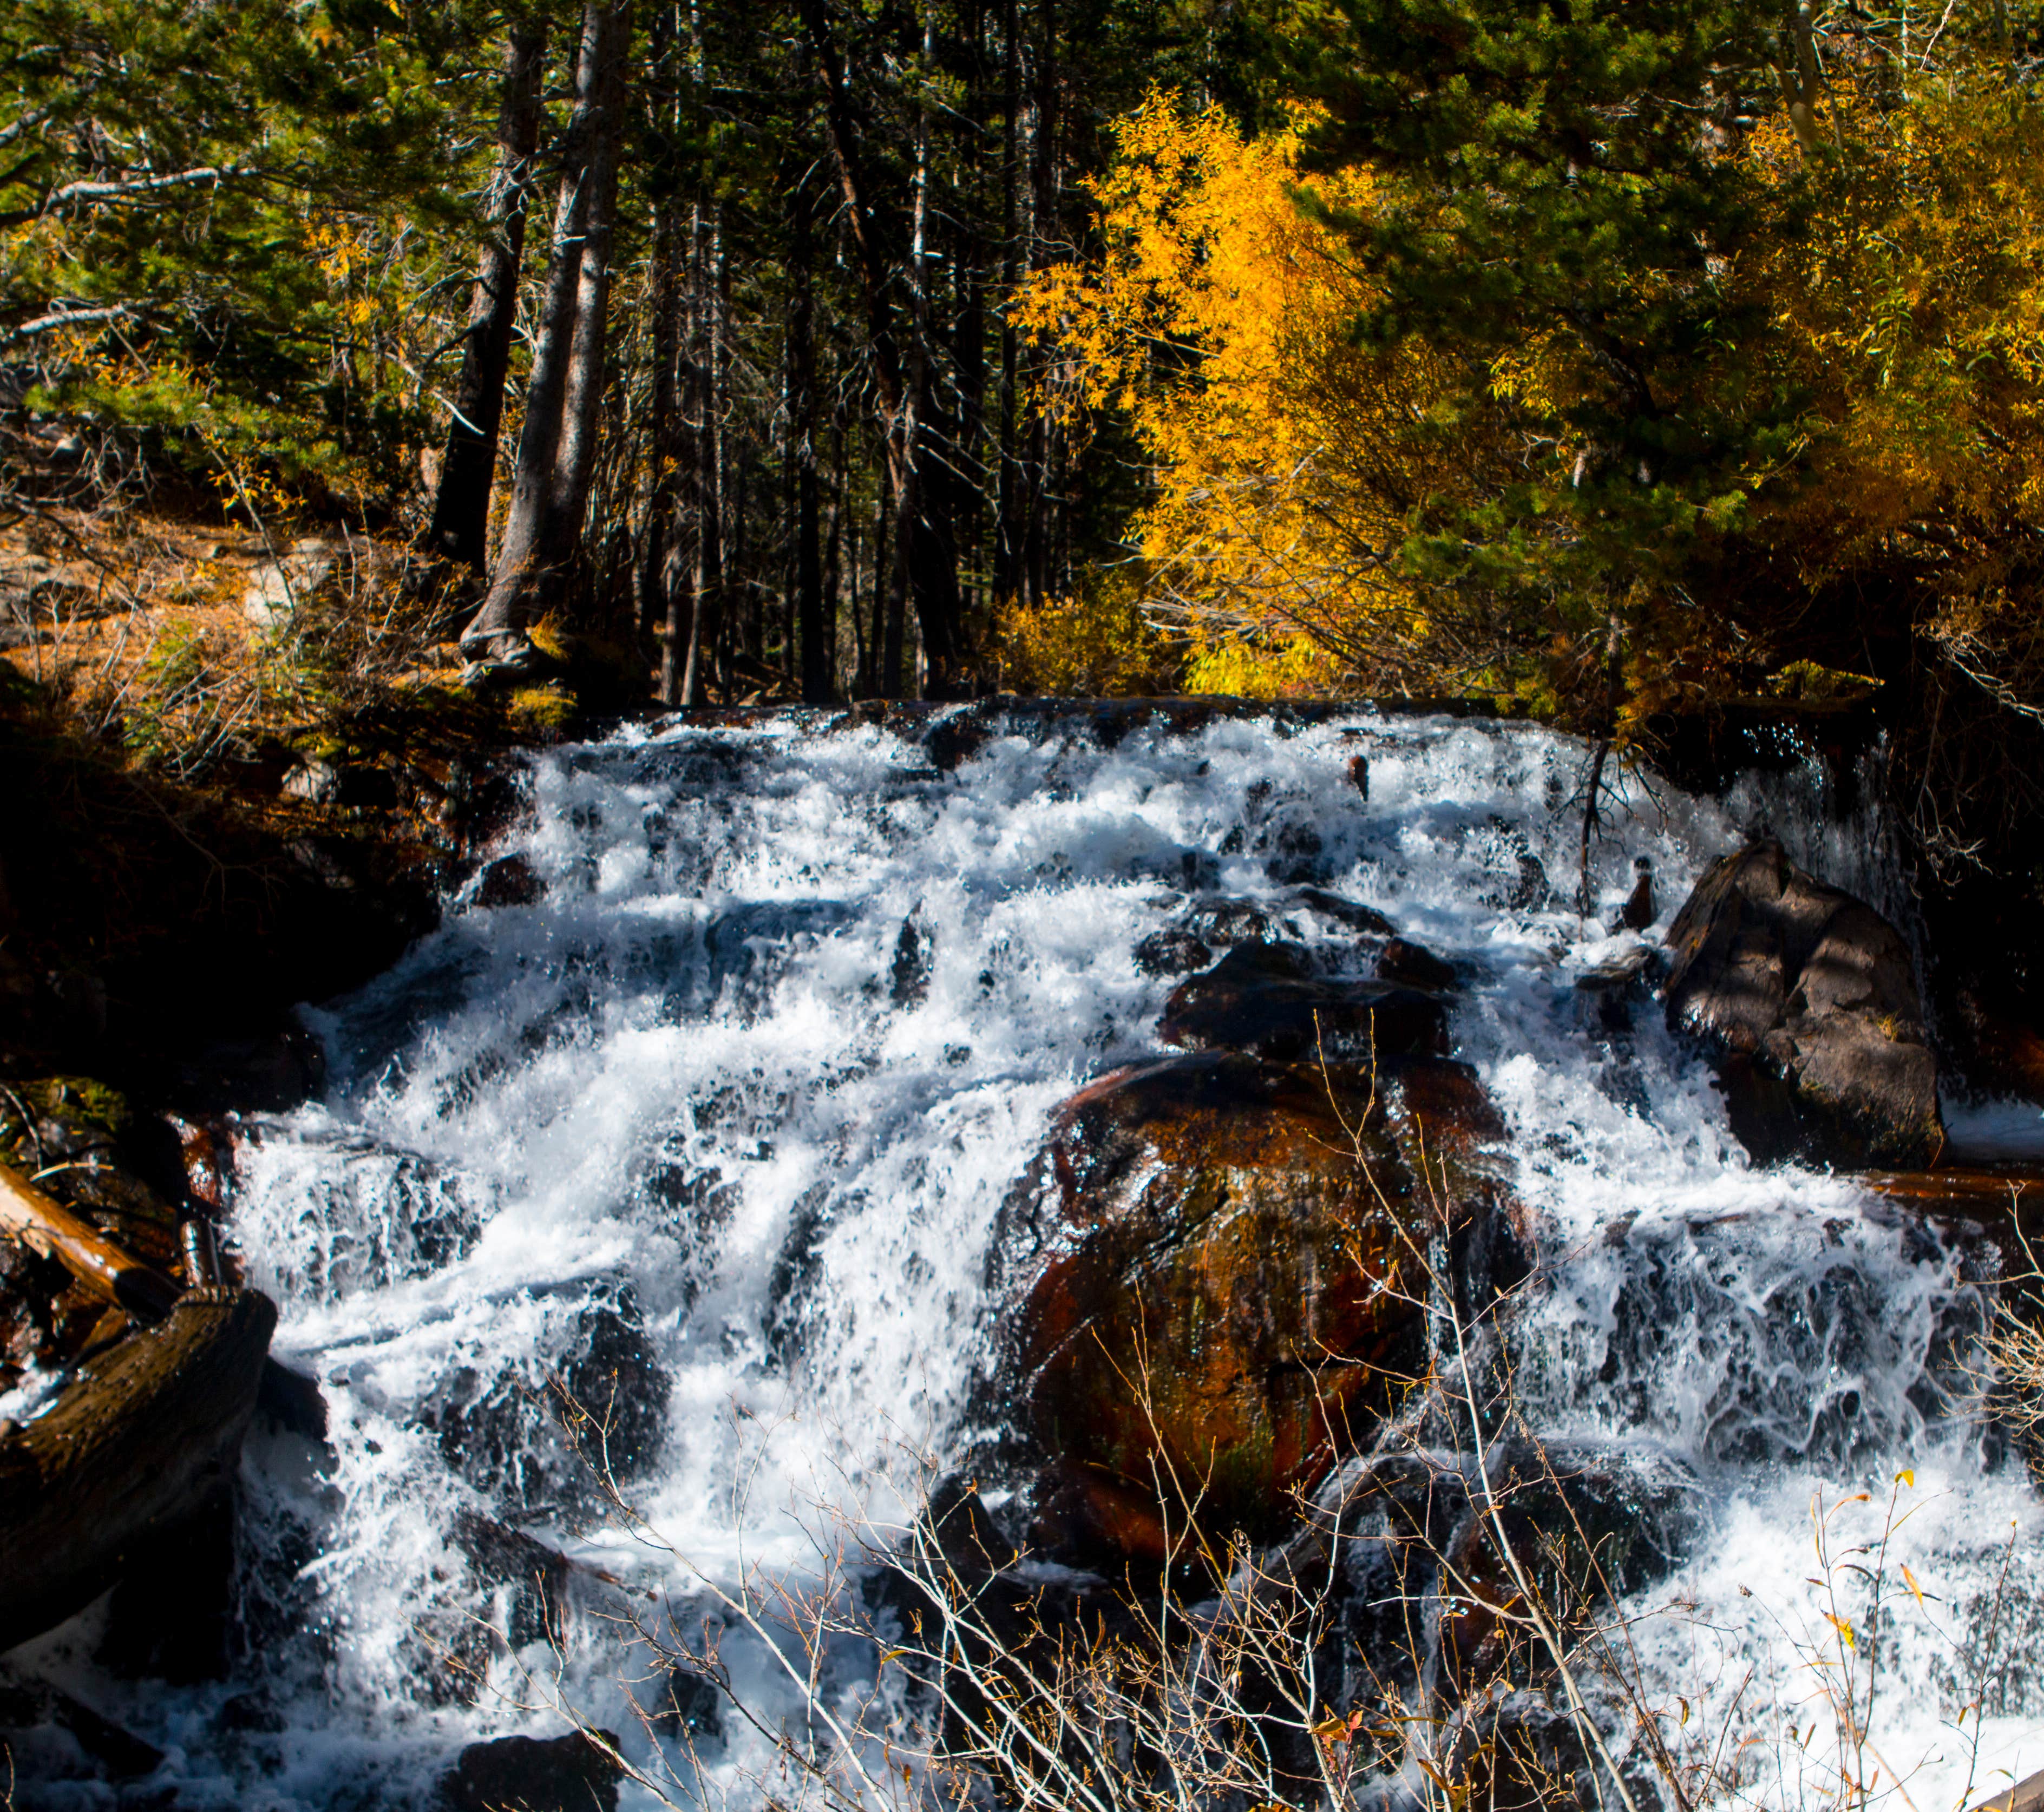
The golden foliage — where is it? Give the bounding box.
[1025,75,2044,725]
[1018,95,1496,700]
[991,573,1178,696]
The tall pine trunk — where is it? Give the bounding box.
[790,152,830,704]
[463,0,633,657]
[420,18,547,572]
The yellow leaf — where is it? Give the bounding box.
[1901,1564,1924,1608]
[1825,1612,1857,1651]
[1896,1469,1915,1488]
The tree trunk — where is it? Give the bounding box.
[790,152,830,704]
[462,1,634,657]
[637,5,684,642]
[682,207,725,705]
[420,18,547,572]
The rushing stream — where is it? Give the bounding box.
[14,704,2044,1809]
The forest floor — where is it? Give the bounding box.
[0,497,623,1096]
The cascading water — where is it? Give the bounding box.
[12,705,2042,1809]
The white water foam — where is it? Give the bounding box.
[17,707,2040,1809]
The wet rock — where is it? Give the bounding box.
[1346,753,1370,799]
[425,1289,668,1513]
[923,706,999,772]
[440,1729,622,1812]
[1575,947,1655,994]
[1220,1441,1698,1791]
[1292,888,1397,938]
[1480,818,1551,913]
[904,1476,1140,1762]
[1619,855,1656,930]
[1951,988,2044,1106]
[1378,937,1457,993]
[172,1024,326,1114]
[0,1677,165,1780]
[475,852,545,909]
[1264,819,1329,886]
[1182,897,1279,947]
[96,1481,237,1683]
[1005,1051,1510,1555]
[892,909,934,1006]
[1158,942,1448,1065]
[1134,928,1211,978]
[1665,839,1942,1167]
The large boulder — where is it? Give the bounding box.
[1157,942,1448,1065]
[1664,839,1943,1167]
[441,1730,622,1812]
[1006,1051,1512,1558]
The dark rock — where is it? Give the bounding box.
[927,1472,1019,1576]
[1292,888,1397,937]
[254,1360,327,1437]
[1575,945,1656,1034]
[1378,937,1457,993]
[1134,929,1211,978]
[95,1482,238,1683]
[1481,818,1551,912]
[1265,819,1328,885]
[440,1730,622,1812]
[1664,839,1942,1167]
[1006,1051,1509,1555]
[653,1667,722,1744]
[1619,856,1655,930]
[1951,987,2044,1106]
[475,853,545,909]
[1159,942,1448,1065]
[1346,753,1370,799]
[1218,1441,1697,1793]
[923,706,999,772]
[424,1289,667,1513]
[1182,897,1278,947]
[172,1024,326,1114]
[891,910,933,1007]
[0,1678,165,1779]
[1575,947,1655,993]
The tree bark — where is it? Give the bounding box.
[462,1,634,657]
[790,150,830,703]
[420,18,548,572]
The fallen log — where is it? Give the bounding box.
[0,1158,181,1319]
[0,1285,276,1654]
[0,1157,322,1436]
[1969,1769,2044,1812]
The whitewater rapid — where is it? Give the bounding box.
[15,705,2042,1810]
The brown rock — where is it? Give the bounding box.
[1009,1051,1508,1555]
[1159,943,1447,1063]
[475,852,545,909]
[1378,937,1457,993]
[1664,840,1943,1167]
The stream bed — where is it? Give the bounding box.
[10,704,2044,1810]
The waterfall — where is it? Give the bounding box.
[19,705,2041,1809]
